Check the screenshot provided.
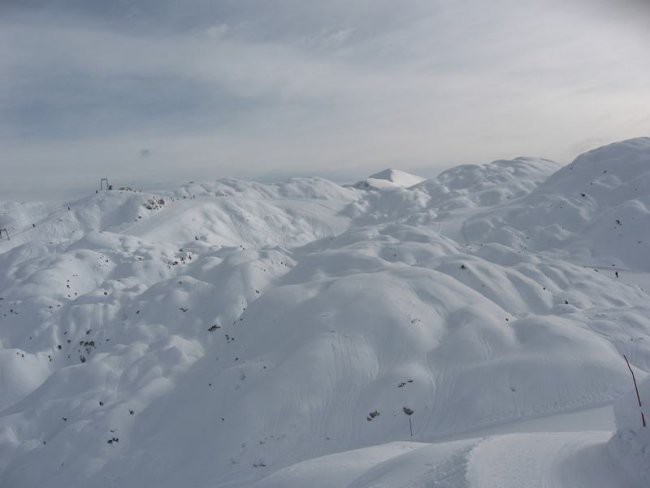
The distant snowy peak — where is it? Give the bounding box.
[368,169,426,187]
[353,169,426,190]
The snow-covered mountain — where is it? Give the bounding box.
[352,168,426,190]
[1,139,649,487]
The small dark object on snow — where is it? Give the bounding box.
[403,407,414,416]
[367,410,380,421]
[129,409,134,415]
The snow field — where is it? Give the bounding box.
[1,139,649,487]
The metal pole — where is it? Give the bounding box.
[623,354,646,428]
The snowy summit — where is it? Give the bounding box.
[353,169,427,190]
[1,138,650,488]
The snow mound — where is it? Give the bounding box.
[419,157,559,213]
[353,169,426,190]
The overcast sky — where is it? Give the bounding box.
[2,0,649,200]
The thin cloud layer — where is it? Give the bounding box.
[1,0,649,199]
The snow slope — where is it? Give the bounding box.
[1,139,649,487]
[258,376,647,488]
[464,138,650,270]
[254,432,627,488]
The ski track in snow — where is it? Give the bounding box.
[1,139,650,487]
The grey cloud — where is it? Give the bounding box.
[0,71,261,139]
[2,0,434,44]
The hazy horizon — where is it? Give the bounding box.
[2,0,649,200]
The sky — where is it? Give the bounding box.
[1,0,649,200]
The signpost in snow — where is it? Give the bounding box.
[403,407,414,437]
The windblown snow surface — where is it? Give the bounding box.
[1,138,650,487]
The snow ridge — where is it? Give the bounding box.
[1,139,650,487]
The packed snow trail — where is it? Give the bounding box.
[255,432,625,488]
